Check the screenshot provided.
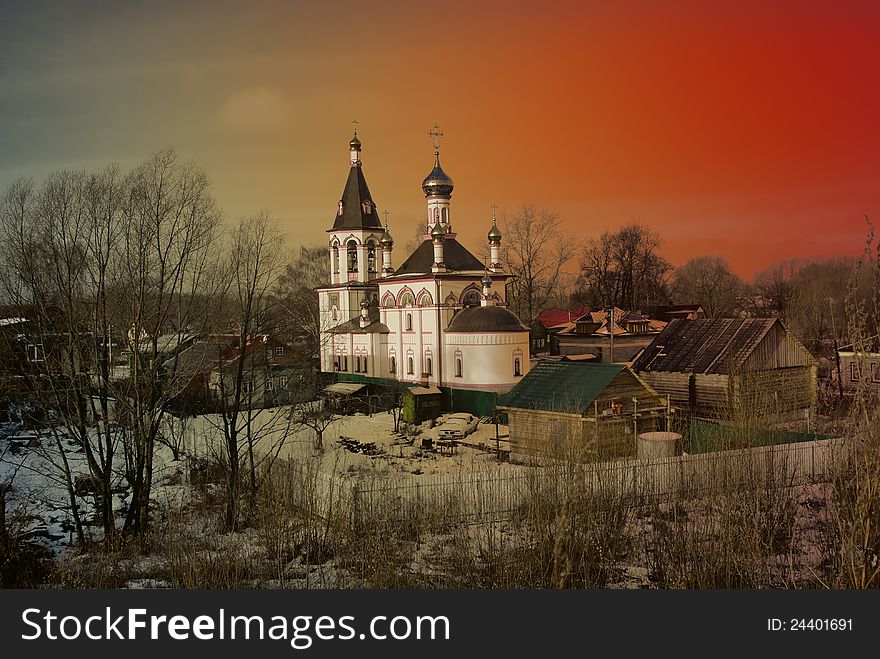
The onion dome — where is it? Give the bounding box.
[431,220,445,239]
[380,226,394,247]
[488,218,502,244]
[421,153,454,197]
[349,134,362,150]
[481,272,493,287]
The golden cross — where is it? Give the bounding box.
[352,119,359,136]
[428,123,444,152]
[382,210,390,226]
[490,202,498,220]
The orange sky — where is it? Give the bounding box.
[1,0,878,279]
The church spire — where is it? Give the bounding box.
[333,128,382,231]
[422,124,454,235]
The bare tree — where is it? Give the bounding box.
[502,204,578,322]
[291,401,337,452]
[271,245,326,355]
[212,212,291,530]
[672,256,744,317]
[577,224,672,311]
[117,149,223,536]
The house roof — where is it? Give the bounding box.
[332,165,383,231]
[445,305,528,333]
[537,306,590,329]
[497,361,626,413]
[328,307,389,334]
[650,304,706,322]
[632,317,806,374]
[394,238,485,275]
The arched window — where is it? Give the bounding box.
[383,294,395,308]
[400,291,415,307]
[455,358,463,378]
[390,356,396,375]
[418,292,433,307]
[441,207,448,223]
[347,240,358,273]
[366,240,376,273]
[337,200,344,216]
[406,313,412,331]
[408,357,414,375]
[355,355,361,372]
[514,358,522,377]
[462,288,481,306]
[342,354,348,371]
[362,356,368,372]
[332,244,339,273]
[425,357,432,376]
[331,306,338,321]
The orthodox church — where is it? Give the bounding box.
[316,129,531,415]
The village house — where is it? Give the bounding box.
[835,349,880,393]
[649,304,706,322]
[632,318,817,423]
[530,306,590,356]
[550,308,666,362]
[496,360,670,461]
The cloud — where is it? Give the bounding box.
[213,87,288,134]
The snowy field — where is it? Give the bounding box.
[0,409,517,559]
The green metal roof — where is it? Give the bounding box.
[496,361,625,414]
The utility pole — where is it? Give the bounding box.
[607,307,615,363]
[828,298,843,398]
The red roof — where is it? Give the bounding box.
[538,306,590,329]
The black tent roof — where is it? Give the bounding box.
[332,165,383,231]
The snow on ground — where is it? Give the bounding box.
[0,408,518,561]
[183,409,519,480]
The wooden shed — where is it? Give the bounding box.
[496,361,670,461]
[632,318,817,422]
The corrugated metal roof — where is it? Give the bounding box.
[496,361,625,413]
[323,383,366,395]
[632,318,785,374]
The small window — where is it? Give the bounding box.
[514,358,521,377]
[362,356,368,372]
[27,343,44,362]
[425,357,432,376]
[275,346,284,356]
[266,378,274,391]
[342,355,348,371]
[872,363,880,384]
[408,357,414,375]
[242,379,252,394]
[279,376,288,387]
[455,358,463,378]
[331,307,338,321]
[406,313,412,331]
[333,356,340,372]
[390,356,396,374]
[355,356,361,372]
[851,362,860,382]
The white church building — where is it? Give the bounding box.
[316,130,531,416]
